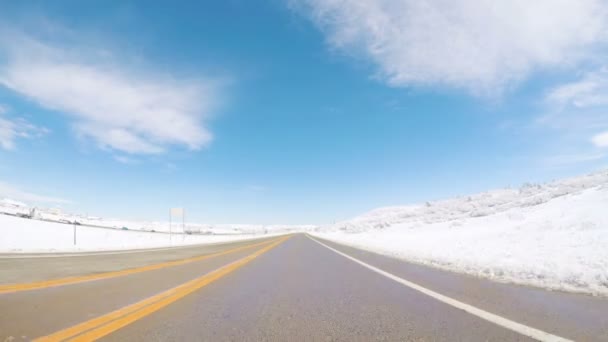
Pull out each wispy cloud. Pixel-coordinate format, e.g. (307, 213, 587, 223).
(113, 155, 139, 164)
(0, 104, 49, 150)
(543, 152, 606, 166)
(0, 181, 71, 204)
(547, 67, 608, 108)
(0, 28, 223, 155)
(592, 131, 608, 147)
(293, 0, 608, 95)
(543, 67, 608, 152)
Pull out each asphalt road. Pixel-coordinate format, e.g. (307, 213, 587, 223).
(1, 234, 606, 341)
(0, 235, 279, 284)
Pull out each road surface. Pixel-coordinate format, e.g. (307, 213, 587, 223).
(1, 234, 607, 341)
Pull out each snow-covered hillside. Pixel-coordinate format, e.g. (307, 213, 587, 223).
(313, 171, 608, 296)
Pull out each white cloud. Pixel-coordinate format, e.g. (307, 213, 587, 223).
(113, 155, 139, 164)
(0, 31, 221, 155)
(0, 105, 49, 150)
(592, 131, 608, 147)
(544, 152, 605, 166)
(543, 68, 608, 151)
(0, 181, 71, 204)
(546, 67, 608, 108)
(294, 0, 608, 94)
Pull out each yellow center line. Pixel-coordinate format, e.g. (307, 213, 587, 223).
(34, 236, 290, 342)
(0, 237, 283, 294)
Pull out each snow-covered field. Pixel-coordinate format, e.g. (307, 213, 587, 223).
(0, 199, 311, 253)
(313, 171, 608, 296)
(0, 214, 284, 252)
(34, 213, 311, 236)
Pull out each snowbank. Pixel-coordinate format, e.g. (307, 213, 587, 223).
(313, 171, 608, 296)
(0, 214, 282, 253)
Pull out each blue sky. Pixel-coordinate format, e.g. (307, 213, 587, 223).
(1, 0, 608, 224)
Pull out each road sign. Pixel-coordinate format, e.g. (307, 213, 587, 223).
(170, 208, 184, 217)
(169, 208, 185, 245)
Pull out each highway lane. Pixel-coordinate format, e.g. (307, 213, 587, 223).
(1, 234, 607, 341)
(0, 235, 279, 284)
(314, 236, 608, 341)
(0, 236, 285, 339)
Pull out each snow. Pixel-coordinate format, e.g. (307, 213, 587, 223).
(0, 198, 27, 207)
(0, 214, 291, 253)
(0, 199, 312, 253)
(313, 171, 608, 296)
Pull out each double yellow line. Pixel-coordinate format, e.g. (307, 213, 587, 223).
(0, 237, 280, 294)
(35, 235, 289, 341)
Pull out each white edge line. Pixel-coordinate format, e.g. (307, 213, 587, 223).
(307, 235, 572, 342)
